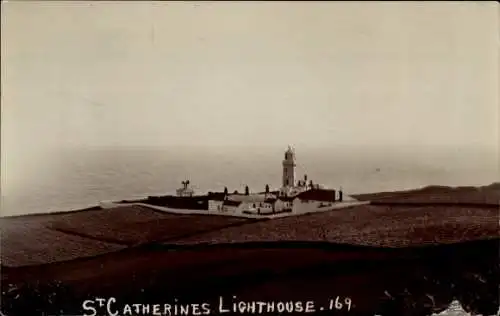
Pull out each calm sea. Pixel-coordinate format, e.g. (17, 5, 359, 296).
(1, 146, 497, 216)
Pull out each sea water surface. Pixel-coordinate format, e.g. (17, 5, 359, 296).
(1, 145, 497, 216)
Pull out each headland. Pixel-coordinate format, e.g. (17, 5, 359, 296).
(1, 181, 499, 316)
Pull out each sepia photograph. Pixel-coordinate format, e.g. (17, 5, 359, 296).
(1, 1, 499, 316)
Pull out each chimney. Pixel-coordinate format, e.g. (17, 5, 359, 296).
(304, 174, 308, 182)
(339, 189, 343, 202)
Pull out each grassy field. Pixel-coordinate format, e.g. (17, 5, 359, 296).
(166, 203, 499, 247)
(1, 204, 259, 267)
(0, 218, 125, 267)
(48, 206, 256, 246)
(352, 183, 500, 205)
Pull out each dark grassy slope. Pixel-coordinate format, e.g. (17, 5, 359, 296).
(0, 215, 126, 267)
(2, 240, 498, 316)
(167, 203, 499, 247)
(47, 209, 253, 247)
(1, 205, 259, 267)
(352, 182, 500, 205)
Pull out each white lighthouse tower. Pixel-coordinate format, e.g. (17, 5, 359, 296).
(282, 146, 296, 188)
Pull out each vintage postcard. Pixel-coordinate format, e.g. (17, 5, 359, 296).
(1, 1, 499, 316)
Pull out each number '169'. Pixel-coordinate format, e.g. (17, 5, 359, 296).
(329, 296, 352, 311)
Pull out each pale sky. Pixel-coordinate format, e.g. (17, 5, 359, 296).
(2, 1, 498, 153)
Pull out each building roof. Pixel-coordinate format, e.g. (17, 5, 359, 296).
(278, 196, 295, 202)
(223, 200, 242, 207)
(228, 194, 272, 203)
(208, 192, 227, 201)
(296, 189, 336, 202)
(264, 198, 277, 204)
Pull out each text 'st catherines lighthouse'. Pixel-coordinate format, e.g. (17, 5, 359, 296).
(282, 146, 296, 188)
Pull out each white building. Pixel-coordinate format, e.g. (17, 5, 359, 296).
(208, 194, 225, 211)
(228, 194, 275, 214)
(291, 189, 337, 213)
(206, 146, 349, 215)
(274, 196, 294, 212)
(221, 199, 242, 212)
